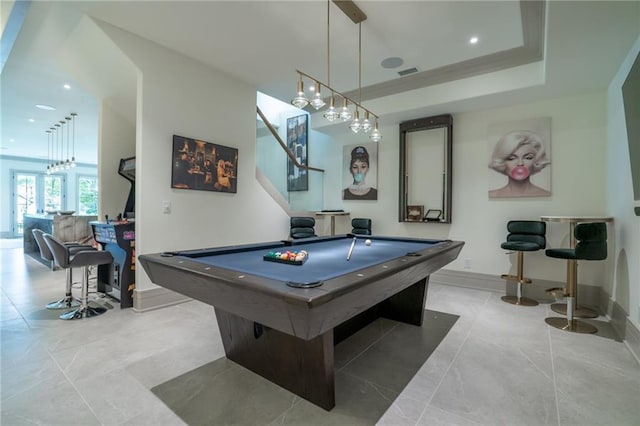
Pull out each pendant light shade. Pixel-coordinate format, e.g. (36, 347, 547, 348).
(309, 82, 326, 110)
(45, 130, 52, 175)
(339, 97, 352, 121)
(369, 120, 382, 142)
(361, 111, 371, 133)
(323, 95, 339, 121)
(291, 77, 309, 109)
(350, 109, 361, 133)
(70, 113, 77, 167)
(64, 117, 71, 169)
(55, 123, 61, 171)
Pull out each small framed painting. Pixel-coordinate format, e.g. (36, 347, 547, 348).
(171, 135, 238, 193)
(406, 205, 424, 222)
(286, 114, 308, 191)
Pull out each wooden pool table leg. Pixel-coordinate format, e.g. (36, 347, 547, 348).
(214, 308, 335, 410)
(380, 277, 428, 326)
(332, 277, 429, 345)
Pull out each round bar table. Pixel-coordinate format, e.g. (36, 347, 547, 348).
(541, 215, 613, 331)
(541, 215, 614, 248)
(315, 211, 350, 236)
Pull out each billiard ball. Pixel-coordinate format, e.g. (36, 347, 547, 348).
(365, 239, 372, 246)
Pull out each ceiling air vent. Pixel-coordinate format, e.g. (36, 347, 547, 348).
(398, 67, 418, 76)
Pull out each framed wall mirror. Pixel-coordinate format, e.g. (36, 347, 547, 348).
(399, 114, 453, 223)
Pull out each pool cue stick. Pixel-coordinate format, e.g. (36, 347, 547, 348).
(346, 236, 357, 261)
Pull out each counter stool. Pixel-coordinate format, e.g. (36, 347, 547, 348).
(32, 229, 94, 310)
(43, 233, 113, 320)
(544, 222, 607, 333)
(500, 220, 546, 306)
(289, 217, 316, 239)
(351, 218, 372, 235)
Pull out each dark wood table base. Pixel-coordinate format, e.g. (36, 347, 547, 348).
(215, 278, 428, 410)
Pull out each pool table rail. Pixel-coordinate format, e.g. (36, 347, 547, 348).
(139, 238, 464, 341)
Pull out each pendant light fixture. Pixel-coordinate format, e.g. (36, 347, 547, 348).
(290, 0, 381, 141)
(59, 120, 66, 170)
(361, 111, 371, 133)
(64, 116, 71, 169)
(323, 95, 339, 121)
(350, 108, 361, 133)
(42, 112, 79, 174)
(321, 2, 339, 122)
(369, 120, 382, 142)
(45, 130, 52, 175)
(309, 82, 326, 110)
(291, 75, 309, 109)
(49, 126, 56, 172)
(350, 23, 363, 134)
(70, 113, 77, 167)
(339, 98, 352, 121)
(55, 123, 61, 171)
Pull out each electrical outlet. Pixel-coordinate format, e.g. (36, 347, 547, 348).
(463, 258, 471, 269)
(162, 200, 171, 214)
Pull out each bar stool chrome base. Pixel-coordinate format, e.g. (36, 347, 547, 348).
(544, 317, 597, 334)
(501, 295, 539, 306)
(60, 304, 106, 320)
(550, 303, 598, 318)
(58, 264, 108, 320)
(46, 296, 81, 310)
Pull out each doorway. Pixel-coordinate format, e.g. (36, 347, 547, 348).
(12, 171, 66, 236)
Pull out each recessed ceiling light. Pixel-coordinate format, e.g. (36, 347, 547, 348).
(28, 118, 35, 123)
(63, 83, 71, 90)
(9, 138, 15, 142)
(35, 104, 56, 111)
(381, 57, 404, 69)
(469, 36, 479, 44)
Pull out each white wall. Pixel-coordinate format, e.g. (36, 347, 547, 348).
(98, 100, 136, 220)
(607, 36, 640, 329)
(94, 21, 290, 293)
(314, 92, 609, 286)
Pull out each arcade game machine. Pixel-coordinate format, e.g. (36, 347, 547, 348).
(91, 156, 136, 308)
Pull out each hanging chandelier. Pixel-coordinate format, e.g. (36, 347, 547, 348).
(291, 0, 382, 142)
(44, 112, 78, 174)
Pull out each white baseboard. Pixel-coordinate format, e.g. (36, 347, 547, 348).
(133, 286, 191, 313)
(607, 296, 640, 365)
(623, 318, 640, 365)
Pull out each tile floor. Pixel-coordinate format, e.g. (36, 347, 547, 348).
(1, 239, 639, 425)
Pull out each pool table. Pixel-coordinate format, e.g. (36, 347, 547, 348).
(139, 235, 464, 410)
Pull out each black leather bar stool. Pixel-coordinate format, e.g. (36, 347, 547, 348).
(351, 218, 372, 235)
(544, 222, 607, 333)
(499, 220, 546, 306)
(289, 217, 316, 239)
(32, 229, 94, 310)
(43, 233, 114, 320)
